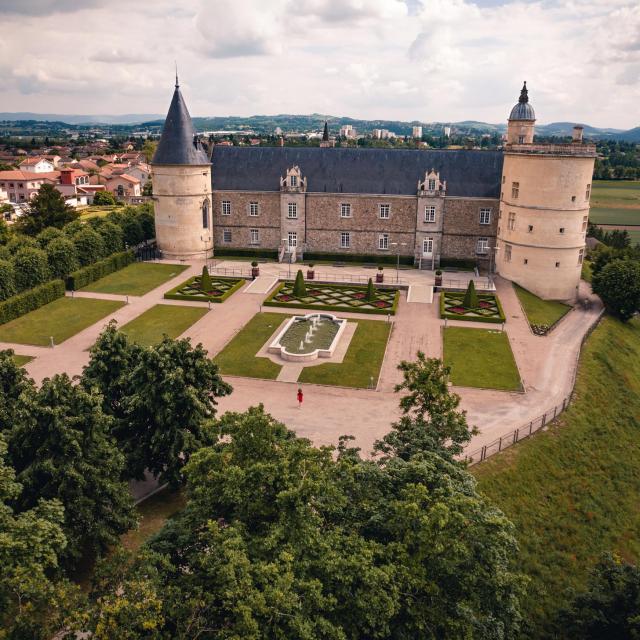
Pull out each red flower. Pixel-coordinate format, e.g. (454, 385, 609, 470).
(448, 306, 466, 314)
(308, 290, 321, 296)
(479, 301, 492, 309)
(277, 294, 293, 302)
(208, 290, 223, 296)
(353, 292, 366, 299)
(374, 300, 391, 308)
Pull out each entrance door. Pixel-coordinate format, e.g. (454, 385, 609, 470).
(287, 231, 297, 251)
(422, 237, 433, 257)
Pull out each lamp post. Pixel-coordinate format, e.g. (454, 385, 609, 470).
(390, 241, 408, 283)
(282, 238, 291, 278)
(489, 244, 499, 286)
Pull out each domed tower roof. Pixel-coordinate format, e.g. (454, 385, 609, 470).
(509, 81, 535, 121)
(152, 76, 209, 165)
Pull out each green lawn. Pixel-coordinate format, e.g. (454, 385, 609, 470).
(581, 259, 593, 283)
(443, 326, 521, 391)
(0, 297, 125, 346)
(78, 205, 121, 219)
(298, 319, 391, 388)
(514, 283, 571, 328)
(473, 317, 640, 636)
(12, 354, 34, 367)
(81, 262, 189, 296)
(120, 304, 208, 347)
(213, 312, 286, 379)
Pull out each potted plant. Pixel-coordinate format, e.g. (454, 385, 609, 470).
(307, 263, 315, 280)
(251, 260, 260, 278)
(376, 265, 384, 283)
(435, 269, 442, 288)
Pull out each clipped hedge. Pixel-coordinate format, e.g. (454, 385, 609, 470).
(439, 258, 478, 270)
(303, 251, 414, 266)
(0, 279, 65, 325)
(214, 248, 278, 260)
(65, 250, 135, 291)
(439, 290, 506, 324)
(263, 281, 400, 316)
(164, 276, 247, 304)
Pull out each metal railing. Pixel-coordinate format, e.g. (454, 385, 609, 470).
(440, 277, 495, 291)
(278, 270, 409, 286)
(208, 266, 252, 278)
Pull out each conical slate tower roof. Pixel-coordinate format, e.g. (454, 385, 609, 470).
(322, 121, 329, 141)
(152, 80, 209, 165)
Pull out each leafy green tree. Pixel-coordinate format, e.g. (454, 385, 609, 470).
(135, 206, 155, 240)
(592, 259, 640, 321)
(36, 225, 65, 248)
(12, 246, 51, 291)
(0, 216, 11, 245)
(292, 269, 306, 297)
(62, 219, 84, 237)
(0, 349, 32, 432)
(16, 183, 79, 235)
(365, 277, 376, 301)
(7, 374, 136, 566)
(92, 190, 117, 206)
(142, 181, 153, 197)
(200, 265, 212, 292)
(556, 553, 640, 638)
(463, 279, 479, 308)
(121, 216, 144, 247)
(97, 220, 125, 255)
(0, 259, 16, 301)
(73, 227, 107, 266)
(374, 351, 477, 459)
(46, 236, 80, 278)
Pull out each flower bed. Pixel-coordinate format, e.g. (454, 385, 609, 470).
(264, 281, 400, 315)
(440, 290, 505, 324)
(164, 275, 246, 303)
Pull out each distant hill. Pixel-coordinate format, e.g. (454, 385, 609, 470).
(0, 112, 163, 125)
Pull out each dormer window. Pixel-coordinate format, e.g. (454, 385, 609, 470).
(290, 175, 298, 187)
(428, 179, 436, 190)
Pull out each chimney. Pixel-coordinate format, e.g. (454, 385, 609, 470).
(59, 168, 73, 185)
(572, 126, 584, 143)
(279, 136, 284, 147)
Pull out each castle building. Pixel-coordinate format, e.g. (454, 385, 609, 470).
(151, 82, 596, 301)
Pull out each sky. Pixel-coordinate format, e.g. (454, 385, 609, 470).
(0, 0, 638, 128)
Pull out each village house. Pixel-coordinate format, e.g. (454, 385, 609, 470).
(18, 157, 55, 173)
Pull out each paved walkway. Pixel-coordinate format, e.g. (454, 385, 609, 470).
(2, 257, 602, 460)
(407, 284, 433, 303)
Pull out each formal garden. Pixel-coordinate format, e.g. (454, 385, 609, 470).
(164, 267, 246, 303)
(264, 270, 399, 315)
(440, 281, 506, 324)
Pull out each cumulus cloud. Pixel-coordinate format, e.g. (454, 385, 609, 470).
(90, 49, 154, 65)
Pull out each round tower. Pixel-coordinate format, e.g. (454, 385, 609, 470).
(495, 83, 596, 301)
(151, 77, 212, 260)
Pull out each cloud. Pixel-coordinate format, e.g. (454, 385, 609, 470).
(0, 0, 103, 14)
(90, 49, 154, 65)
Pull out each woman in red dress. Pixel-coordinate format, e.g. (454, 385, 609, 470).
(297, 387, 303, 409)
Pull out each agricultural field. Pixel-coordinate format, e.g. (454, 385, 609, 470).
(589, 180, 640, 235)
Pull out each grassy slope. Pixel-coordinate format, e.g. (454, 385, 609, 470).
(12, 354, 34, 367)
(473, 317, 640, 635)
(0, 297, 124, 346)
(298, 319, 391, 388)
(443, 326, 521, 391)
(213, 312, 285, 379)
(514, 284, 571, 327)
(120, 304, 208, 347)
(81, 263, 189, 296)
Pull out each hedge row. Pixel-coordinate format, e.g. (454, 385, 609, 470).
(439, 258, 479, 270)
(263, 281, 400, 316)
(214, 248, 278, 259)
(303, 251, 414, 266)
(164, 276, 247, 304)
(65, 250, 135, 291)
(0, 279, 65, 326)
(439, 290, 506, 324)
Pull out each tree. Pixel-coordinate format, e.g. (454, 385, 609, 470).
(16, 183, 79, 235)
(374, 351, 477, 459)
(142, 139, 158, 163)
(0, 216, 11, 245)
(97, 220, 124, 255)
(92, 190, 116, 206)
(0, 259, 16, 301)
(0, 349, 31, 432)
(557, 554, 640, 638)
(592, 259, 640, 321)
(142, 181, 153, 197)
(73, 227, 107, 266)
(292, 269, 306, 297)
(365, 277, 376, 301)
(36, 225, 64, 248)
(463, 279, 479, 308)
(136, 207, 155, 240)
(46, 236, 80, 278)
(200, 265, 212, 292)
(7, 374, 136, 566)
(121, 216, 144, 247)
(12, 246, 51, 291)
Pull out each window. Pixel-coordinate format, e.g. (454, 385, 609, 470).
(423, 237, 433, 255)
(249, 202, 259, 216)
(508, 212, 516, 230)
(528, 224, 534, 233)
(524, 258, 528, 265)
(340, 232, 350, 248)
(502, 175, 506, 184)
(555, 261, 560, 268)
(340, 203, 352, 218)
(287, 202, 298, 218)
(476, 237, 489, 254)
(378, 234, 389, 250)
(290, 175, 298, 187)
(578, 249, 584, 264)
(202, 200, 209, 229)
(582, 215, 588, 232)
(479, 208, 492, 225)
(287, 231, 297, 248)
(505, 244, 512, 262)
(511, 182, 519, 199)
(250, 228, 259, 245)
(223, 229, 232, 243)
(427, 178, 436, 190)
(559, 227, 565, 234)
(424, 206, 436, 222)
(585, 184, 591, 200)
(379, 204, 390, 219)
(222, 200, 231, 215)
(518, 135, 525, 144)
(571, 195, 576, 202)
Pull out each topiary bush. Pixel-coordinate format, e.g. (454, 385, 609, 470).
(366, 277, 376, 302)
(462, 280, 479, 309)
(12, 247, 51, 292)
(46, 236, 80, 279)
(0, 259, 16, 302)
(200, 266, 212, 292)
(292, 269, 307, 297)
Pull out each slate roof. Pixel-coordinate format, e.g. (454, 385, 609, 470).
(211, 147, 503, 198)
(152, 85, 209, 166)
(509, 81, 535, 121)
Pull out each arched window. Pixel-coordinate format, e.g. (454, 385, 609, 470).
(202, 199, 209, 229)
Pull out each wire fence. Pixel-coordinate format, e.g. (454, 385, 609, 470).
(440, 277, 495, 291)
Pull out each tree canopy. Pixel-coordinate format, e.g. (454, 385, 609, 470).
(16, 183, 79, 235)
